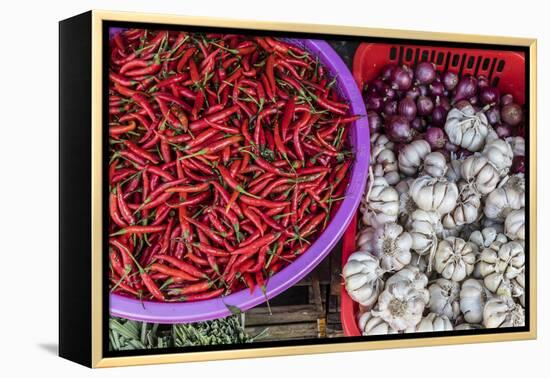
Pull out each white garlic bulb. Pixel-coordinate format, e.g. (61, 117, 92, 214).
(409, 175, 459, 214)
(361, 177, 399, 226)
(356, 227, 375, 252)
(481, 217, 505, 234)
(358, 312, 397, 335)
(505, 136, 525, 157)
(408, 252, 429, 273)
(423, 152, 448, 178)
(484, 181, 524, 221)
(445, 105, 490, 152)
(442, 181, 481, 228)
(371, 133, 395, 160)
(504, 208, 525, 241)
(370, 223, 413, 272)
(461, 154, 500, 195)
(373, 148, 400, 185)
(483, 297, 525, 328)
(483, 138, 513, 176)
(343, 251, 384, 308)
(408, 313, 453, 333)
(408, 209, 442, 256)
(372, 280, 428, 331)
(434, 237, 477, 282)
(460, 279, 490, 323)
(398, 140, 431, 176)
(428, 278, 461, 320)
(469, 227, 507, 250)
(385, 266, 429, 303)
(446, 159, 463, 183)
(478, 241, 525, 293)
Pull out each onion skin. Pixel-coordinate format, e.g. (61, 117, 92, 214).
(411, 117, 426, 132)
(384, 100, 398, 116)
(380, 64, 396, 81)
(429, 81, 446, 97)
(366, 96, 384, 111)
(454, 76, 478, 102)
(417, 96, 434, 116)
(512, 156, 525, 174)
(406, 86, 421, 100)
(495, 123, 513, 138)
(425, 127, 446, 149)
(442, 71, 459, 91)
(480, 87, 500, 105)
(455, 99, 472, 110)
(391, 66, 413, 90)
(477, 75, 490, 88)
(501, 94, 514, 106)
(501, 103, 523, 126)
(415, 62, 436, 85)
(367, 111, 383, 133)
(431, 105, 448, 127)
(437, 96, 452, 111)
(486, 106, 501, 125)
(398, 97, 417, 121)
(386, 116, 413, 143)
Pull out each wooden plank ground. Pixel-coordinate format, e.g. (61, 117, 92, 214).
(244, 241, 344, 341)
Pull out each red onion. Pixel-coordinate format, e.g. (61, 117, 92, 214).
(366, 96, 384, 111)
(501, 103, 523, 126)
(398, 97, 417, 121)
(417, 96, 434, 116)
(424, 127, 446, 149)
(429, 81, 446, 97)
(454, 76, 477, 102)
(386, 116, 413, 142)
(411, 117, 426, 132)
(469, 96, 480, 106)
(406, 86, 421, 100)
(444, 141, 459, 153)
(367, 111, 383, 133)
(384, 87, 398, 100)
(495, 123, 513, 138)
(456, 148, 473, 159)
(485, 106, 501, 125)
(380, 64, 396, 82)
(371, 79, 387, 94)
(384, 100, 398, 115)
(391, 66, 413, 90)
(501, 94, 514, 106)
(480, 86, 500, 105)
(442, 71, 458, 91)
(455, 99, 472, 110)
(417, 85, 429, 97)
(477, 75, 490, 88)
(431, 105, 448, 127)
(437, 96, 452, 111)
(415, 62, 436, 84)
(512, 156, 525, 174)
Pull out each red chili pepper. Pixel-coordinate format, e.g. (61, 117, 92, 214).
(111, 225, 166, 236)
(109, 191, 127, 228)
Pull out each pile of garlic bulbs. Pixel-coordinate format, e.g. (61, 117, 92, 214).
(345, 116, 526, 335)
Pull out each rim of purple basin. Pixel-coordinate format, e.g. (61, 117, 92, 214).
(109, 30, 370, 323)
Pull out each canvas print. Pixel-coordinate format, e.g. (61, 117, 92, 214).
(105, 24, 528, 354)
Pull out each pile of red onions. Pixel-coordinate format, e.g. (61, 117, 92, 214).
(365, 62, 525, 173)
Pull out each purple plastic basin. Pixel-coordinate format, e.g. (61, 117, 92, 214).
(109, 29, 370, 323)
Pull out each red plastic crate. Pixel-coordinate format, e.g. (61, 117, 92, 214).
(341, 42, 526, 337)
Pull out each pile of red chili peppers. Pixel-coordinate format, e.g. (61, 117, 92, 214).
(108, 28, 356, 302)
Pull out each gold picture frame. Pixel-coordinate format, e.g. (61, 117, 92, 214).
(60, 9, 537, 368)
